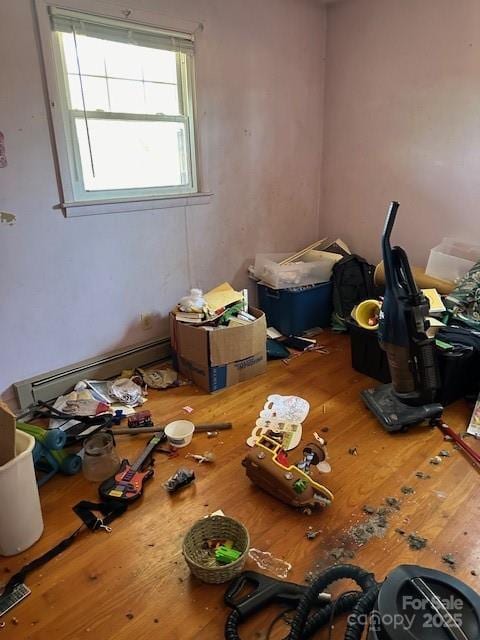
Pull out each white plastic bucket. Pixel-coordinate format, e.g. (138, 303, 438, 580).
(164, 420, 195, 448)
(0, 430, 44, 556)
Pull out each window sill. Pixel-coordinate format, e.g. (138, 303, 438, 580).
(58, 192, 213, 217)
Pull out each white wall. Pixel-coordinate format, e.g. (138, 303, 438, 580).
(321, 0, 480, 266)
(0, 0, 326, 401)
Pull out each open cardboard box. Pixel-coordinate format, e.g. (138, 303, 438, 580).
(0, 400, 16, 466)
(170, 307, 267, 392)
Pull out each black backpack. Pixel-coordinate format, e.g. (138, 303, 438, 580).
(331, 254, 376, 331)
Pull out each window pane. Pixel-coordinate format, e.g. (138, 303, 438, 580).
(67, 74, 109, 111)
(140, 48, 177, 83)
(104, 40, 143, 80)
(75, 118, 188, 190)
(108, 79, 144, 113)
(61, 32, 106, 76)
(60, 33, 181, 116)
(144, 82, 179, 115)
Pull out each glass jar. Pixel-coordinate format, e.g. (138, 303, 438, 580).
(82, 432, 120, 482)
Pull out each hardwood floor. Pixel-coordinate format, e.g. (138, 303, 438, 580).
(1, 331, 479, 639)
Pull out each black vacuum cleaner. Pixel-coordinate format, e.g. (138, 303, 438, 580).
(361, 201, 444, 431)
(224, 564, 480, 639)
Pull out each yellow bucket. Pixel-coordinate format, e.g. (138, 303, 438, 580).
(352, 299, 381, 330)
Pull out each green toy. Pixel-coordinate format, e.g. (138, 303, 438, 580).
(215, 545, 242, 565)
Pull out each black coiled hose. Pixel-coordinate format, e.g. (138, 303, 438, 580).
(225, 564, 380, 640)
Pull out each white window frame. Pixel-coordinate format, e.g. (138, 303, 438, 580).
(35, 0, 210, 216)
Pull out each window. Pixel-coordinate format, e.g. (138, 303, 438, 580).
(44, 6, 198, 208)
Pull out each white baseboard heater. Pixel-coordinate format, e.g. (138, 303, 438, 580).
(14, 336, 171, 410)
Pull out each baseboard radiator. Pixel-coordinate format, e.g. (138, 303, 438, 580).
(14, 336, 171, 410)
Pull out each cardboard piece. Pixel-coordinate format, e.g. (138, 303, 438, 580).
(0, 401, 16, 466)
(170, 307, 267, 392)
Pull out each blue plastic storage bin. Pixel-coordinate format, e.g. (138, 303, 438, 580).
(257, 281, 332, 336)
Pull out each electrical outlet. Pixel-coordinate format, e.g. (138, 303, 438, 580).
(140, 313, 153, 330)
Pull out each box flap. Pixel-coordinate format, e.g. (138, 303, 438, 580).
(209, 308, 266, 366)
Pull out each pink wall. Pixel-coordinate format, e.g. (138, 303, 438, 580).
(0, 0, 326, 401)
(321, 0, 480, 266)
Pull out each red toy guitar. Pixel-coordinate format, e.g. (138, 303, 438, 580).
(99, 433, 164, 503)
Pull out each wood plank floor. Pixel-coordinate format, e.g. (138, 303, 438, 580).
(1, 331, 479, 639)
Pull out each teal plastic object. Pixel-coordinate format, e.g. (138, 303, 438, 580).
(16, 422, 81, 486)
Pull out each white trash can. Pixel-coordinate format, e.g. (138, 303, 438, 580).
(0, 430, 44, 556)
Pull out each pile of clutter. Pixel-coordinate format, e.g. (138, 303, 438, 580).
(173, 282, 255, 327)
(49, 365, 180, 435)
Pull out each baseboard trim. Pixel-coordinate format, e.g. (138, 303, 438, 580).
(14, 336, 171, 410)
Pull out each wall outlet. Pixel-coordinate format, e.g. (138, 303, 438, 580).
(140, 313, 153, 330)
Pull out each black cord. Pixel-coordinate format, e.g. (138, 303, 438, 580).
(327, 591, 360, 640)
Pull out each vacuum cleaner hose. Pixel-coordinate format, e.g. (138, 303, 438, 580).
(225, 564, 380, 640)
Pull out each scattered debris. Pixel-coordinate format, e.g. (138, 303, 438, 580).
(385, 497, 401, 510)
(182, 406, 194, 414)
(430, 456, 442, 465)
(395, 528, 406, 536)
(304, 571, 315, 584)
(137, 366, 178, 389)
(442, 554, 456, 567)
(109, 378, 145, 406)
(351, 516, 383, 543)
(439, 450, 451, 457)
(248, 549, 292, 579)
(164, 468, 195, 493)
(401, 486, 415, 495)
(331, 547, 355, 561)
(207, 431, 218, 438)
(415, 471, 431, 479)
(186, 451, 216, 464)
(306, 527, 321, 540)
(126, 612, 134, 620)
(154, 619, 159, 624)
(348, 447, 358, 456)
(128, 410, 153, 429)
(11, 618, 18, 626)
(407, 534, 428, 550)
(363, 505, 376, 515)
(471, 570, 477, 577)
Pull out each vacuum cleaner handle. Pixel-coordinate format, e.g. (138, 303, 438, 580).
(382, 201, 400, 290)
(224, 571, 320, 620)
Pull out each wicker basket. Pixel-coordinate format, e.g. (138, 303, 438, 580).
(182, 515, 250, 584)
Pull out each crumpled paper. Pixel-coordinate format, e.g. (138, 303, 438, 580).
(108, 378, 145, 406)
(138, 366, 178, 390)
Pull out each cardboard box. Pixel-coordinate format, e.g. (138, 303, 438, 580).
(0, 401, 16, 466)
(170, 307, 267, 392)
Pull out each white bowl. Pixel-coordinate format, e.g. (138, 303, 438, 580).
(164, 420, 195, 447)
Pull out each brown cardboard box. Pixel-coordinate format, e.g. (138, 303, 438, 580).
(170, 307, 267, 392)
(0, 401, 16, 466)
